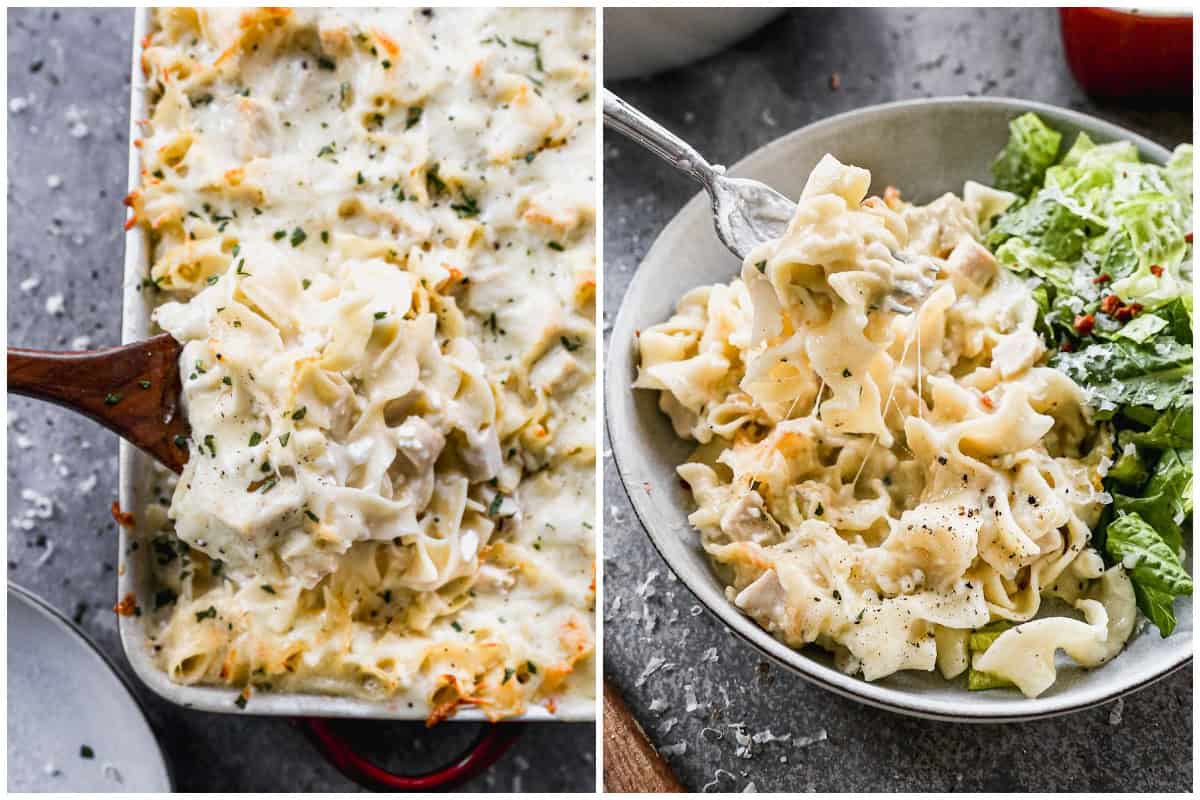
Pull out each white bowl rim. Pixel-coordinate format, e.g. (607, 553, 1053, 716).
(605, 94, 1192, 723)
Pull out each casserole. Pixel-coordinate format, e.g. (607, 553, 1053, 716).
(117, 5, 596, 733)
(606, 97, 1192, 722)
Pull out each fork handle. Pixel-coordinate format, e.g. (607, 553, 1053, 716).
(603, 89, 719, 187)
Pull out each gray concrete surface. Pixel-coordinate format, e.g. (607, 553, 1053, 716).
(7, 8, 594, 792)
(604, 8, 1192, 793)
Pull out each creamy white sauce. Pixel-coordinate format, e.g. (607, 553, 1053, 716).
(133, 7, 595, 720)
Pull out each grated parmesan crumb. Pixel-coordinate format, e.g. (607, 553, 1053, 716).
(794, 729, 828, 748)
(45, 293, 65, 315)
(634, 656, 667, 688)
(659, 741, 687, 756)
(702, 768, 737, 793)
(65, 104, 89, 138)
(684, 684, 699, 713)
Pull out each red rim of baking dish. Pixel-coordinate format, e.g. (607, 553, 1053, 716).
(300, 718, 521, 791)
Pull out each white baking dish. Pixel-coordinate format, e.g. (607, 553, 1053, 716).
(116, 7, 593, 725)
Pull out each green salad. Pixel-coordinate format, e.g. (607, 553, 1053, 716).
(986, 113, 1193, 636)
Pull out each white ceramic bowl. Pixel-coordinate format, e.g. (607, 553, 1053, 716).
(604, 8, 783, 81)
(606, 97, 1192, 722)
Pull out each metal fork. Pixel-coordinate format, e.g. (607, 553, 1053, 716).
(603, 89, 934, 313)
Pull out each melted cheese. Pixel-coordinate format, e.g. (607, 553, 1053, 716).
(131, 7, 595, 721)
(637, 155, 1134, 696)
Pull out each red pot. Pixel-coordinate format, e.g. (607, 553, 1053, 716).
(1060, 8, 1193, 98)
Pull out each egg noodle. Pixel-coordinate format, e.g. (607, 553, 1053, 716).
(126, 7, 595, 721)
(636, 155, 1136, 697)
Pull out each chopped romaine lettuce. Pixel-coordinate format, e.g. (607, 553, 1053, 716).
(966, 621, 1015, 691)
(1050, 338, 1192, 417)
(987, 114, 1192, 640)
(1113, 448, 1192, 554)
(1105, 512, 1193, 636)
(991, 112, 1062, 196)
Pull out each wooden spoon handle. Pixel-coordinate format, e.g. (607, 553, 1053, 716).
(603, 679, 684, 793)
(8, 333, 189, 473)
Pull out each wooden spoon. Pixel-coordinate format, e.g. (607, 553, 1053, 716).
(8, 333, 189, 473)
(603, 679, 684, 793)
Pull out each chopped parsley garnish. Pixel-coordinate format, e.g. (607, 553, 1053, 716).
(426, 163, 447, 195)
(261, 584, 276, 595)
(80, 745, 94, 759)
(512, 37, 543, 71)
(406, 106, 423, 130)
(279, 432, 291, 446)
(222, 376, 233, 386)
(206, 275, 219, 285)
(560, 336, 582, 352)
(526, 660, 538, 674)
(451, 621, 462, 632)
(139, 380, 151, 389)
(381, 59, 392, 69)
(234, 694, 248, 709)
(174, 435, 188, 448)
(195, 606, 217, 622)
(488, 494, 504, 516)
(321, 230, 329, 243)
(548, 241, 564, 251)
(290, 227, 307, 247)
(452, 193, 480, 218)
(248, 432, 262, 447)
(154, 588, 177, 609)
(756, 260, 767, 273)
(304, 509, 319, 523)
(273, 230, 286, 240)
(104, 392, 122, 406)
(203, 434, 217, 457)
(502, 667, 515, 684)
(316, 56, 336, 71)
(374, 311, 388, 320)
(302, 278, 312, 290)
(291, 406, 307, 421)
